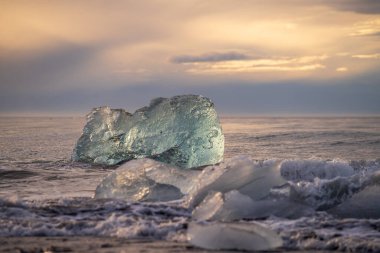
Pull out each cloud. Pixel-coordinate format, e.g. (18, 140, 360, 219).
(1, 0, 379, 116)
(352, 54, 380, 59)
(170, 52, 250, 63)
(2, 72, 380, 115)
(349, 19, 380, 37)
(0, 42, 98, 93)
(173, 54, 328, 74)
(187, 63, 325, 74)
(336, 67, 348, 72)
(323, 0, 380, 14)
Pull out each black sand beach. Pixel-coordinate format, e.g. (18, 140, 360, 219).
(0, 237, 335, 253)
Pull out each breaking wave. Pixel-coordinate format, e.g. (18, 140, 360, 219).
(0, 197, 190, 239)
(1, 156, 379, 252)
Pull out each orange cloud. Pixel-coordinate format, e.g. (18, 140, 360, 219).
(0, 0, 379, 86)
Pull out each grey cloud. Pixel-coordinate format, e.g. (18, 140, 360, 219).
(352, 31, 380, 37)
(171, 52, 250, 64)
(1, 71, 379, 116)
(0, 42, 98, 93)
(323, 0, 380, 14)
(369, 31, 380, 37)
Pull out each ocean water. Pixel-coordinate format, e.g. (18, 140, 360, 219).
(0, 116, 379, 251)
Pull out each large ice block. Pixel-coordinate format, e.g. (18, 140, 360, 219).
(72, 95, 224, 168)
(94, 158, 200, 202)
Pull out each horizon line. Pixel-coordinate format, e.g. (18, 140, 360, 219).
(1, 111, 380, 118)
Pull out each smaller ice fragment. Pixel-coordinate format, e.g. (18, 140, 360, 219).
(191, 191, 225, 221)
(192, 190, 314, 221)
(328, 184, 380, 218)
(188, 222, 283, 251)
(186, 156, 286, 208)
(94, 158, 200, 202)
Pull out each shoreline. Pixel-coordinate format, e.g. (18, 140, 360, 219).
(1, 237, 194, 253)
(0, 236, 335, 253)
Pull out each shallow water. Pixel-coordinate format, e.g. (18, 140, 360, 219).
(0, 116, 379, 252)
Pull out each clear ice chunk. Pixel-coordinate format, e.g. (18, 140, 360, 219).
(328, 184, 380, 218)
(72, 95, 224, 169)
(188, 222, 283, 251)
(186, 156, 286, 208)
(94, 158, 200, 202)
(191, 191, 225, 221)
(192, 190, 314, 221)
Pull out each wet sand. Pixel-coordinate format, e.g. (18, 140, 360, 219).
(0, 237, 223, 253)
(0, 237, 333, 253)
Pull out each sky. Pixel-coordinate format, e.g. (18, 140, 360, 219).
(1, 0, 380, 116)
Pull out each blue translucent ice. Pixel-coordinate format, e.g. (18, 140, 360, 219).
(73, 95, 224, 169)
